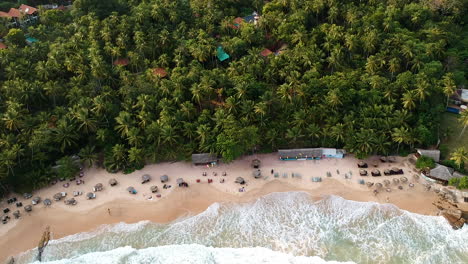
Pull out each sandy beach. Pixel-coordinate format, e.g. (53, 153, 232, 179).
(0, 153, 446, 260)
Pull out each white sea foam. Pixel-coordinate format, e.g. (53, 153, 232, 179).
(14, 192, 468, 264)
(29, 244, 353, 264)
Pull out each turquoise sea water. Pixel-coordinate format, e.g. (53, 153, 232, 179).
(14, 192, 468, 264)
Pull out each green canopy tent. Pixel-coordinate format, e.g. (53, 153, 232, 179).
(217, 46, 230, 62)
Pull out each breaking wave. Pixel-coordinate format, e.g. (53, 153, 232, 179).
(14, 192, 468, 264)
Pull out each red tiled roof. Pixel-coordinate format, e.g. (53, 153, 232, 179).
(0, 43, 7, 49)
(8, 8, 22, 18)
(19, 4, 38, 15)
(152, 68, 167, 78)
(0, 11, 11, 18)
(57, 5, 66, 11)
(233, 17, 244, 24)
(260, 48, 273, 57)
(113, 58, 129, 66)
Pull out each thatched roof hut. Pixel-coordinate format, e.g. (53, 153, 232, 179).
(359, 169, 368, 176)
(141, 174, 151, 184)
(109, 178, 118, 186)
(127, 187, 136, 194)
(371, 169, 381, 176)
(416, 149, 440, 162)
(358, 161, 368, 168)
(32, 197, 41, 205)
(94, 183, 103, 191)
(24, 205, 32, 212)
(53, 193, 62, 201)
(384, 179, 391, 186)
(366, 182, 374, 187)
(400, 177, 408, 183)
(375, 183, 383, 188)
(253, 169, 261, 178)
(160, 175, 169, 183)
(65, 198, 77, 205)
(150, 186, 158, 193)
(251, 159, 261, 168)
(43, 199, 52, 206)
(235, 177, 245, 184)
(278, 148, 322, 159)
(429, 164, 457, 184)
(192, 153, 218, 165)
(393, 178, 400, 184)
(86, 192, 96, 199)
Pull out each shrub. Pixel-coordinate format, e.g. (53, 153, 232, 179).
(448, 177, 460, 188)
(416, 156, 436, 170)
(458, 176, 468, 190)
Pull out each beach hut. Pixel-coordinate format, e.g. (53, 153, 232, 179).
(366, 182, 374, 187)
(32, 197, 41, 205)
(359, 169, 368, 176)
(13, 210, 20, 219)
(160, 175, 169, 183)
(65, 198, 77, 205)
(278, 148, 323, 160)
(127, 187, 136, 194)
(94, 183, 103, 191)
(393, 178, 400, 184)
(192, 153, 218, 166)
(109, 178, 118, 186)
(371, 169, 381, 177)
(24, 205, 32, 212)
(53, 193, 63, 201)
(253, 169, 261, 179)
(235, 177, 246, 185)
(150, 186, 158, 193)
(357, 161, 368, 168)
(141, 174, 151, 184)
(251, 159, 261, 168)
(400, 177, 408, 183)
(86, 192, 96, 199)
(391, 168, 403, 175)
(43, 199, 52, 206)
(23, 193, 32, 199)
(375, 183, 383, 188)
(416, 149, 440, 162)
(384, 180, 391, 186)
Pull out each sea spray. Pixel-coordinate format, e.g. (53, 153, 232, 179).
(14, 192, 468, 264)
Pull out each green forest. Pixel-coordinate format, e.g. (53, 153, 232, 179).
(0, 0, 467, 194)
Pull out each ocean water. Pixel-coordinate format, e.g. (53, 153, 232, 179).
(14, 192, 468, 264)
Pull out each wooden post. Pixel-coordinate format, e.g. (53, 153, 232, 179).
(37, 226, 50, 262)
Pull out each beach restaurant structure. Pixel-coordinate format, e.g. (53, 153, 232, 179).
(426, 164, 465, 185)
(192, 153, 218, 166)
(278, 148, 345, 160)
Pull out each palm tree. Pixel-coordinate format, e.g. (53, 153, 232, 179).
(458, 110, 468, 139)
(442, 73, 456, 107)
(392, 127, 410, 154)
(114, 111, 134, 137)
(401, 91, 416, 110)
(450, 147, 468, 170)
(53, 119, 79, 153)
(72, 108, 97, 134)
(79, 145, 98, 168)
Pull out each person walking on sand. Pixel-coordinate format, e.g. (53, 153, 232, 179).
(108, 208, 110, 215)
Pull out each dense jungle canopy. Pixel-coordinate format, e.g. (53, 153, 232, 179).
(0, 0, 467, 193)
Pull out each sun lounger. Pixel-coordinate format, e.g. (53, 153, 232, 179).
(312, 177, 322, 182)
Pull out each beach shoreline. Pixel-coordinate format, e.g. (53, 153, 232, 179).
(0, 153, 445, 260)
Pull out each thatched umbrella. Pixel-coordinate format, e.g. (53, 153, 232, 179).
(13, 210, 20, 219)
(32, 197, 41, 205)
(413, 174, 420, 180)
(359, 169, 368, 176)
(65, 198, 77, 205)
(384, 179, 391, 186)
(150, 186, 158, 193)
(384, 169, 391, 176)
(398, 186, 403, 190)
(127, 187, 136, 194)
(388, 156, 396, 163)
(400, 177, 408, 183)
(176, 178, 184, 185)
(380, 156, 387, 162)
(251, 159, 261, 168)
(366, 182, 374, 187)
(357, 161, 367, 168)
(109, 178, 118, 186)
(393, 178, 400, 184)
(23, 193, 32, 199)
(371, 169, 381, 176)
(160, 175, 169, 183)
(376, 183, 383, 188)
(24, 205, 32, 212)
(53, 193, 62, 201)
(94, 183, 103, 191)
(235, 177, 245, 184)
(386, 188, 391, 192)
(409, 183, 415, 188)
(86, 192, 96, 199)
(141, 174, 151, 184)
(252, 169, 261, 178)
(43, 199, 52, 206)
(391, 167, 403, 174)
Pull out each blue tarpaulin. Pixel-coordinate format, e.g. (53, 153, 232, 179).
(217, 46, 230, 61)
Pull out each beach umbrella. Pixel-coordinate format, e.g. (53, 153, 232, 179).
(150, 186, 158, 193)
(388, 156, 396, 163)
(53, 193, 62, 201)
(65, 198, 77, 205)
(160, 175, 169, 183)
(13, 210, 20, 219)
(109, 178, 118, 186)
(366, 182, 374, 187)
(393, 178, 400, 184)
(23, 193, 32, 199)
(375, 183, 383, 188)
(359, 169, 368, 176)
(32, 197, 41, 205)
(94, 183, 103, 191)
(400, 177, 408, 183)
(86, 192, 96, 199)
(127, 187, 136, 194)
(252, 169, 261, 178)
(380, 156, 387, 162)
(398, 186, 403, 190)
(384, 180, 391, 186)
(43, 199, 52, 206)
(358, 161, 367, 168)
(371, 169, 381, 176)
(235, 177, 245, 184)
(24, 205, 32, 212)
(251, 159, 261, 168)
(413, 174, 420, 180)
(141, 174, 151, 184)
(176, 178, 184, 184)
(384, 169, 391, 176)
(409, 183, 415, 188)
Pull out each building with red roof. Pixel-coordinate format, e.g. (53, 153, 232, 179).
(113, 58, 129, 66)
(19, 4, 38, 15)
(260, 48, 273, 57)
(0, 43, 7, 49)
(152, 68, 168, 78)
